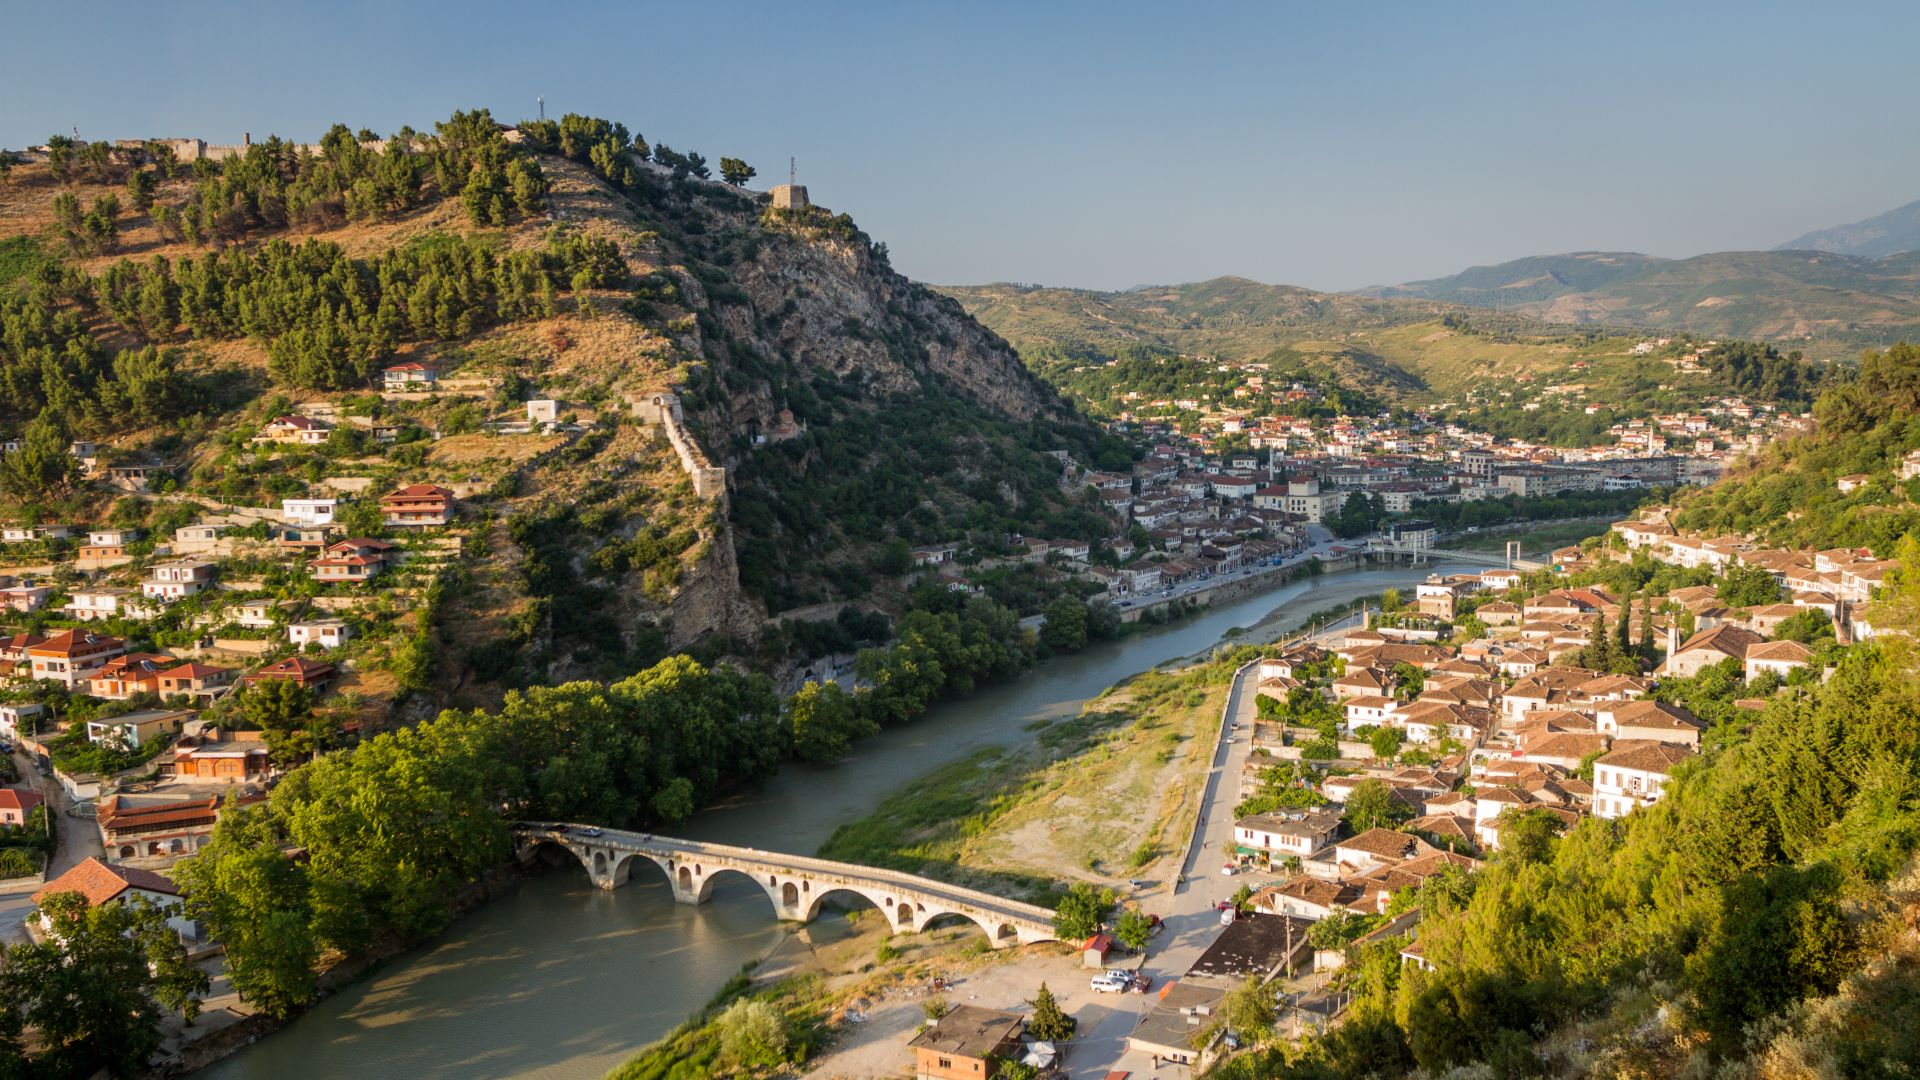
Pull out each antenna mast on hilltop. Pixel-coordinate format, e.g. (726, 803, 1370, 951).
(790, 156, 796, 186)
(537, 96, 545, 121)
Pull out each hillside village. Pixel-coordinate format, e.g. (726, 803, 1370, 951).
(0, 105, 1914, 1080)
(1090, 514, 1895, 1069)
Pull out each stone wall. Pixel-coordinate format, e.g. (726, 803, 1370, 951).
(630, 392, 727, 499)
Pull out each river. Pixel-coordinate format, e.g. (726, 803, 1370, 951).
(200, 561, 1463, 1080)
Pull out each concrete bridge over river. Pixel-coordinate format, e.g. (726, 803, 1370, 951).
(512, 823, 1059, 948)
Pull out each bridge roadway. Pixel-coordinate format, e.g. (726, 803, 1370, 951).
(1367, 539, 1546, 571)
(512, 822, 1059, 948)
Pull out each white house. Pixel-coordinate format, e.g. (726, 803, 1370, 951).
(172, 524, 226, 553)
(281, 499, 337, 527)
(1593, 742, 1693, 819)
(0, 702, 46, 740)
(65, 587, 132, 621)
(1233, 811, 1342, 860)
(34, 858, 197, 941)
(288, 619, 353, 649)
(1744, 639, 1814, 681)
(142, 559, 217, 601)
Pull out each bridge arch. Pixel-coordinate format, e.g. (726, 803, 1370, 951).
(917, 910, 1005, 942)
(804, 885, 911, 926)
(694, 865, 786, 911)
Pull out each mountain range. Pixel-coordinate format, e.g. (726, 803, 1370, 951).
(1359, 248, 1920, 353)
(1775, 198, 1920, 258)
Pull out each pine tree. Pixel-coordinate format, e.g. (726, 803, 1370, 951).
(1584, 615, 1613, 671)
(1027, 983, 1076, 1041)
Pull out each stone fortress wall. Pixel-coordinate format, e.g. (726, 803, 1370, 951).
(630, 391, 727, 499)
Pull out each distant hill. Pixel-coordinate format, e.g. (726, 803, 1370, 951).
(1362, 249, 1920, 358)
(1359, 251, 1669, 307)
(940, 277, 1656, 404)
(1776, 198, 1920, 258)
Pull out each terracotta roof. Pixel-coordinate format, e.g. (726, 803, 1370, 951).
(1672, 624, 1764, 658)
(34, 857, 178, 906)
(27, 629, 123, 658)
(1747, 640, 1814, 662)
(385, 483, 452, 499)
(161, 662, 233, 679)
(1408, 812, 1474, 840)
(98, 795, 222, 833)
(1597, 740, 1694, 775)
(1269, 877, 1360, 907)
(0, 789, 44, 814)
(247, 656, 337, 683)
(1338, 827, 1424, 861)
(1608, 700, 1703, 732)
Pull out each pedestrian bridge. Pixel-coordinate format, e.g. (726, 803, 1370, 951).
(511, 822, 1059, 948)
(1367, 538, 1547, 571)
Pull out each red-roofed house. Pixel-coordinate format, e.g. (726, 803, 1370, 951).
(33, 857, 195, 938)
(383, 361, 439, 389)
(157, 662, 239, 700)
(243, 656, 337, 690)
(0, 787, 44, 827)
(27, 630, 126, 687)
(381, 484, 454, 527)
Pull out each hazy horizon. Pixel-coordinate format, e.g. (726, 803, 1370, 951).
(5, 0, 1916, 292)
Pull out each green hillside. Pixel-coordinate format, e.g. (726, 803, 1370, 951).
(1361, 251, 1669, 307)
(1369, 249, 1920, 359)
(942, 278, 1658, 405)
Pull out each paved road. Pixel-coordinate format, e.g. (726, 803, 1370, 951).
(12, 745, 104, 878)
(1064, 662, 1265, 1079)
(1065, 616, 1361, 1079)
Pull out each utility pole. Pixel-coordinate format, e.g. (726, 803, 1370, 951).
(537, 96, 545, 122)
(789, 156, 796, 187)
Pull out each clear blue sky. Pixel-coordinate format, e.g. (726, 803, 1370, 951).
(6, 1, 1916, 291)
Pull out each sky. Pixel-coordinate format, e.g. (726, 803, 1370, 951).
(5, 1, 1917, 292)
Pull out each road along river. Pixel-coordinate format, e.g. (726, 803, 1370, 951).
(200, 560, 1468, 1080)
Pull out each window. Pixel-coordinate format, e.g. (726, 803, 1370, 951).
(937, 1059, 952, 1070)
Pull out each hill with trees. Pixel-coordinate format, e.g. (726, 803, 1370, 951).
(1362, 247, 1920, 359)
(942, 278, 1844, 426)
(0, 108, 1107, 709)
(941, 277, 1659, 404)
(1360, 251, 1670, 307)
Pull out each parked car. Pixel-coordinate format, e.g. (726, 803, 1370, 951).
(1090, 970, 1131, 993)
(1128, 973, 1154, 993)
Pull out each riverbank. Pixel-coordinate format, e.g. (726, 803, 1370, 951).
(195, 559, 1465, 1080)
(816, 655, 1239, 903)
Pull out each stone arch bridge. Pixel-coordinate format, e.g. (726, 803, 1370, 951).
(513, 823, 1058, 948)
